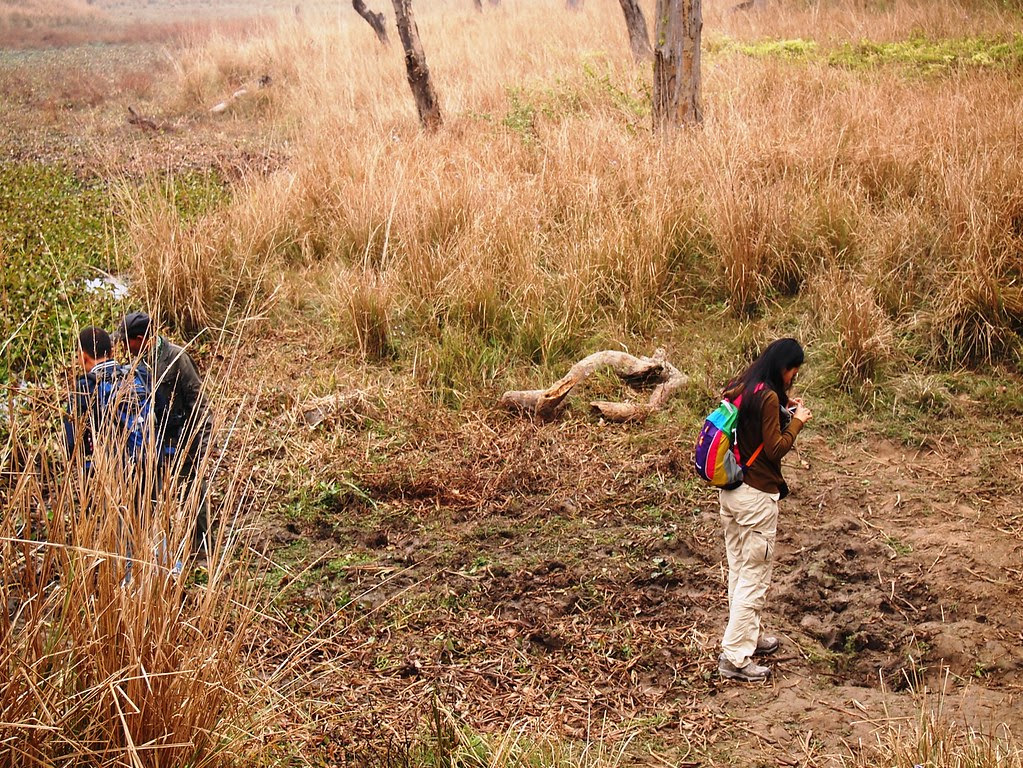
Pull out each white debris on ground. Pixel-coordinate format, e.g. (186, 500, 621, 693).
(83, 274, 130, 300)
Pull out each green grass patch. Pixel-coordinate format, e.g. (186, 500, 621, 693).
(708, 33, 1023, 73)
(153, 168, 230, 221)
(1, 164, 120, 381)
(830, 35, 1023, 72)
(708, 36, 819, 60)
(501, 59, 649, 143)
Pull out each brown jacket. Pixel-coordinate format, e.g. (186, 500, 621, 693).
(735, 388, 803, 495)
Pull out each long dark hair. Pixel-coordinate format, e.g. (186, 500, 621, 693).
(725, 338, 805, 424)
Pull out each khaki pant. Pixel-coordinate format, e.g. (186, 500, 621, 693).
(719, 483, 780, 668)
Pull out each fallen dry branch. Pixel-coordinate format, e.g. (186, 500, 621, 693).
(210, 74, 272, 114)
(500, 349, 688, 423)
(299, 392, 380, 427)
(126, 105, 163, 132)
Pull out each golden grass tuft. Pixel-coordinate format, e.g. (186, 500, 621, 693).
(120, 180, 286, 334)
(333, 265, 398, 361)
(809, 268, 893, 391)
(848, 684, 1023, 768)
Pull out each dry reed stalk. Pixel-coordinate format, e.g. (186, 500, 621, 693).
(0, 337, 279, 766)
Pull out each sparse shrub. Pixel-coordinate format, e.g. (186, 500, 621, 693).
(333, 266, 398, 361)
(809, 269, 893, 391)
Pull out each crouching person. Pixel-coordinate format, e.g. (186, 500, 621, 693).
(115, 312, 213, 558)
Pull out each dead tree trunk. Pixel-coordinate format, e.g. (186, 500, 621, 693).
(472, 0, 483, 10)
(500, 349, 688, 423)
(353, 0, 389, 44)
(653, 0, 702, 130)
(618, 0, 653, 62)
(391, 0, 443, 131)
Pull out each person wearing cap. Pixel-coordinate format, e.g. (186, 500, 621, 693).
(114, 311, 213, 555)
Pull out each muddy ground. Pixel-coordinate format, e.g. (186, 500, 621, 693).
(248, 370, 1023, 765)
(216, 326, 1023, 765)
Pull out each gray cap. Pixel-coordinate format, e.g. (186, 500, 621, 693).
(112, 311, 152, 342)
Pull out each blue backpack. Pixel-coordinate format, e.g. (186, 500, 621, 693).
(71, 363, 153, 465)
(116, 364, 152, 461)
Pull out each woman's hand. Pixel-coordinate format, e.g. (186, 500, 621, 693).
(793, 399, 812, 423)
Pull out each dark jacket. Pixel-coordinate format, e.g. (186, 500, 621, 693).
(148, 336, 211, 460)
(735, 388, 804, 496)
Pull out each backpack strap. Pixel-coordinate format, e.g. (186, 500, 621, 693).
(743, 442, 765, 469)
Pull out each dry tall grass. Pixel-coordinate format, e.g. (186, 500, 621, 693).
(0, 0, 103, 46)
(847, 683, 1023, 768)
(0, 0, 100, 24)
(809, 267, 893, 391)
(0, 357, 267, 766)
(125, 0, 1023, 391)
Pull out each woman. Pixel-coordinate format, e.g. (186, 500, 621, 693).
(717, 338, 812, 683)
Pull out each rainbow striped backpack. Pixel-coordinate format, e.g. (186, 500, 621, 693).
(693, 384, 764, 489)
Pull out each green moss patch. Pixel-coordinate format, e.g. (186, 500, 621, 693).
(709, 34, 1023, 73)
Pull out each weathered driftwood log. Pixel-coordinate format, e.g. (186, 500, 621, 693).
(210, 75, 272, 114)
(500, 349, 688, 423)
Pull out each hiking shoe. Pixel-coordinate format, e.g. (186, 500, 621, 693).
(718, 655, 771, 682)
(755, 635, 780, 656)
